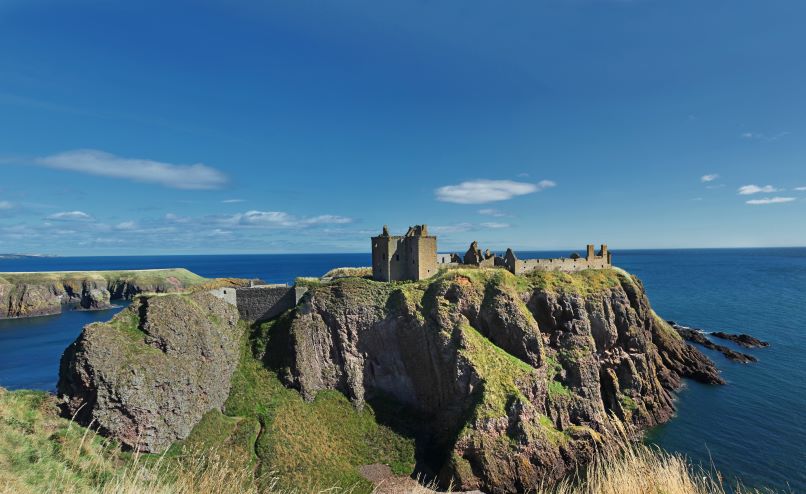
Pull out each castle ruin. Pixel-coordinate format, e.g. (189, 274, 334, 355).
(371, 225, 438, 281)
(371, 224, 612, 281)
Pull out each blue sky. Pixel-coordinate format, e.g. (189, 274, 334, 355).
(1, 0, 805, 255)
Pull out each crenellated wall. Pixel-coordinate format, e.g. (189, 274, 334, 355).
(503, 244, 612, 275)
(511, 256, 610, 274)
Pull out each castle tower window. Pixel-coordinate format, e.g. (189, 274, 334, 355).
(396, 254, 400, 261)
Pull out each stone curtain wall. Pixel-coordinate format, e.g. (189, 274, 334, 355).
(235, 285, 308, 323)
(208, 287, 237, 305)
(514, 256, 610, 275)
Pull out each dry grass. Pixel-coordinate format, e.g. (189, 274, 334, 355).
(539, 438, 773, 494)
(1, 388, 776, 494)
(321, 267, 373, 279)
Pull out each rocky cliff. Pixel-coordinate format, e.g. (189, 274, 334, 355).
(57, 291, 242, 452)
(56, 267, 721, 492)
(272, 268, 721, 492)
(0, 269, 207, 319)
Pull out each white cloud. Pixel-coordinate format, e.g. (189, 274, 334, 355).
(436, 179, 555, 204)
(46, 211, 94, 221)
(431, 223, 474, 234)
(746, 197, 795, 205)
(478, 208, 507, 217)
(221, 199, 245, 203)
(239, 210, 294, 226)
(115, 221, 137, 230)
(795, 186, 806, 191)
(0, 201, 12, 210)
(35, 149, 228, 190)
(701, 174, 719, 182)
(303, 215, 352, 225)
(480, 222, 510, 229)
(233, 210, 352, 228)
(738, 184, 777, 195)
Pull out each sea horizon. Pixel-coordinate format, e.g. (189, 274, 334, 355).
(4, 244, 806, 260)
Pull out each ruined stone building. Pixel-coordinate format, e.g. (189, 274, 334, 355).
(371, 224, 612, 281)
(371, 225, 438, 281)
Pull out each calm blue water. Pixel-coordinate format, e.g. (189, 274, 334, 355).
(0, 249, 804, 491)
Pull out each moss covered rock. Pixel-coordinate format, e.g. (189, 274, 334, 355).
(268, 268, 721, 492)
(57, 292, 242, 453)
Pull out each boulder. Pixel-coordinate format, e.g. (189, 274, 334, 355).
(57, 292, 242, 452)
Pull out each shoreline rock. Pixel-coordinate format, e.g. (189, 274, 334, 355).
(711, 331, 769, 348)
(668, 323, 757, 363)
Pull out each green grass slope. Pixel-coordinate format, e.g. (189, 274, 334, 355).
(208, 320, 416, 492)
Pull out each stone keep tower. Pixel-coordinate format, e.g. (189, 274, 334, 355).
(371, 225, 438, 281)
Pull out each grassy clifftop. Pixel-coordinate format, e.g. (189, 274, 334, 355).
(0, 268, 207, 288)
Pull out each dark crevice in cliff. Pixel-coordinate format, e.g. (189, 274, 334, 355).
(136, 296, 149, 332)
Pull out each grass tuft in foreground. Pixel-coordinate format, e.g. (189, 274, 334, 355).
(0, 386, 778, 494)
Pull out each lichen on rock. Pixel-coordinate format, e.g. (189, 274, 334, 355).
(264, 267, 722, 492)
(57, 291, 243, 453)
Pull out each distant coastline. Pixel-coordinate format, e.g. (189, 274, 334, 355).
(0, 253, 59, 260)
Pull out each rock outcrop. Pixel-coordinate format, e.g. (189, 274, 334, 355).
(669, 322, 758, 363)
(265, 268, 722, 492)
(0, 269, 206, 319)
(0, 283, 63, 318)
(711, 331, 769, 349)
(55, 267, 722, 492)
(57, 292, 242, 452)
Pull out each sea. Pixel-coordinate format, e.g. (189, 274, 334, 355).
(1, 249, 804, 492)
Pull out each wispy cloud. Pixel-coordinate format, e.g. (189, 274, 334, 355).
(738, 184, 778, 195)
(795, 186, 806, 191)
(0, 200, 13, 210)
(35, 149, 228, 190)
(302, 215, 352, 225)
(237, 211, 294, 226)
(46, 211, 94, 221)
(431, 223, 474, 234)
(225, 210, 352, 228)
(115, 221, 137, 230)
(701, 174, 719, 183)
(746, 197, 795, 205)
(221, 199, 245, 203)
(436, 179, 555, 204)
(479, 222, 510, 229)
(741, 131, 790, 142)
(478, 208, 508, 217)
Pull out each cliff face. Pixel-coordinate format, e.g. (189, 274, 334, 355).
(270, 269, 721, 492)
(0, 269, 206, 319)
(57, 292, 242, 453)
(55, 267, 721, 492)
